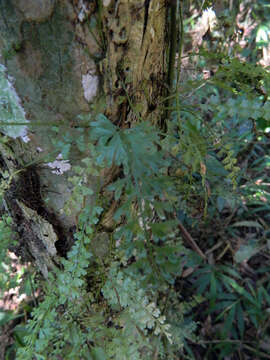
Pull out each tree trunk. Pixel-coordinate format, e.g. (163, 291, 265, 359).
(0, 0, 168, 277)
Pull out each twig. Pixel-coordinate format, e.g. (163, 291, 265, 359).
(178, 222, 206, 260)
(205, 240, 224, 256)
(243, 344, 270, 359)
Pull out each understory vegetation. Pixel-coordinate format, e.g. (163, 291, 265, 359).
(1, 1, 270, 359)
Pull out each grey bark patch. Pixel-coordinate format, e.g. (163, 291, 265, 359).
(13, 0, 55, 22)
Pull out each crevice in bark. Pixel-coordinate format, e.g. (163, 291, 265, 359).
(19, 168, 71, 253)
(0, 157, 72, 277)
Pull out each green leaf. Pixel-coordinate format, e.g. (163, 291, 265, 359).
(236, 303, 245, 338)
(232, 221, 263, 229)
(210, 272, 217, 308)
(108, 132, 127, 167)
(81, 187, 94, 196)
(217, 196, 226, 212)
(90, 114, 116, 139)
(150, 221, 177, 238)
(223, 303, 236, 336)
(92, 347, 107, 360)
(195, 274, 210, 294)
(108, 179, 126, 200)
(206, 155, 228, 177)
(221, 274, 258, 306)
(219, 265, 241, 279)
(234, 243, 258, 263)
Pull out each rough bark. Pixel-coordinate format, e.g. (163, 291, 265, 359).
(0, 0, 167, 277)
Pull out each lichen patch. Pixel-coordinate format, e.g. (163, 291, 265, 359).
(82, 73, 99, 102)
